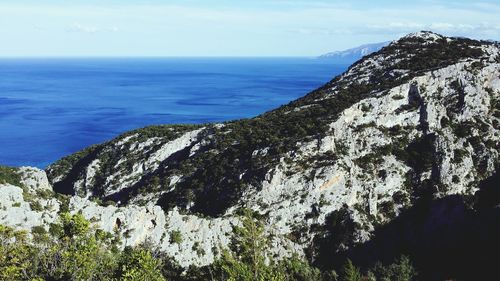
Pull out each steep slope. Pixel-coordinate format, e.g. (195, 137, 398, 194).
(47, 31, 499, 216)
(2, 31, 499, 271)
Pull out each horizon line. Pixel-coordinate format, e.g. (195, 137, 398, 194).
(0, 55, 326, 59)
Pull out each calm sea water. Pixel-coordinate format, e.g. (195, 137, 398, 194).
(0, 58, 348, 168)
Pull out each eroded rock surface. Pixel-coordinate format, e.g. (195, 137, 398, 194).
(1, 31, 499, 267)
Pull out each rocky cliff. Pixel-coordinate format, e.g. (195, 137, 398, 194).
(1, 31, 499, 271)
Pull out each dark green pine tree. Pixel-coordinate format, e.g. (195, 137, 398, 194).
(342, 259, 362, 281)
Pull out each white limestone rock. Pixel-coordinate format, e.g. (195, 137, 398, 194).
(2, 33, 499, 269)
(0, 183, 60, 231)
(19, 166, 52, 193)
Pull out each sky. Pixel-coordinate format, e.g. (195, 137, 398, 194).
(1, 0, 500, 57)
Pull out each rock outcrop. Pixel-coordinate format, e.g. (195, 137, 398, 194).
(1, 31, 499, 268)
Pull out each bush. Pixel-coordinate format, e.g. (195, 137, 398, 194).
(36, 189, 54, 199)
(31, 225, 46, 236)
(453, 148, 468, 163)
(0, 214, 165, 280)
(0, 225, 31, 280)
(0, 211, 420, 281)
(369, 255, 417, 281)
(30, 201, 43, 212)
(170, 230, 183, 244)
(0, 166, 23, 187)
(117, 247, 165, 281)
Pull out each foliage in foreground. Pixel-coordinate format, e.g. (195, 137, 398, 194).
(0, 210, 415, 281)
(0, 213, 164, 281)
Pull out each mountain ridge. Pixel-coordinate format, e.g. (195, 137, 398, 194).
(318, 41, 390, 62)
(1, 31, 499, 279)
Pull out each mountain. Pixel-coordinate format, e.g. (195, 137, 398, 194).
(1, 31, 499, 280)
(318, 41, 390, 63)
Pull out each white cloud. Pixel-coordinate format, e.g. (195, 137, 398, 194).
(0, 1, 499, 56)
(365, 22, 500, 38)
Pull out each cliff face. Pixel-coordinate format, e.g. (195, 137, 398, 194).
(1, 31, 499, 268)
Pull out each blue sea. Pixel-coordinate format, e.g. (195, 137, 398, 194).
(0, 58, 348, 168)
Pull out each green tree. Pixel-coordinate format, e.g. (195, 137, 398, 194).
(231, 209, 268, 279)
(0, 211, 418, 281)
(369, 256, 416, 281)
(60, 212, 90, 237)
(0, 225, 34, 280)
(279, 255, 324, 281)
(388, 256, 416, 281)
(118, 247, 165, 281)
(341, 259, 362, 281)
(216, 209, 287, 281)
(43, 212, 117, 280)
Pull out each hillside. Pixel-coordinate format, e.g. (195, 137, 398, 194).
(1, 31, 499, 280)
(318, 41, 390, 63)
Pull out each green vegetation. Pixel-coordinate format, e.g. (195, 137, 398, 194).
(361, 103, 372, 112)
(45, 145, 99, 183)
(0, 33, 492, 281)
(391, 134, 436, 174)
(29, 201, 43, 212)
(213, 209, 416, 281)
(453, 148, 469, 163)
(378, 201, 397, 219)
(369, 256, 417, 281)
(376, 36, 485, 72)
(0, 209, 417, 281)
(392, 94, 405, 100)
(116, 247, 165, 281)
(47, 34, 489, 219)
(47, 124, 201, 197)
(341, 259, 362, 281)
(0, 213, 163, 281)
(354, 150, 385, 170)
(169, 230, 183, 244)
(215, 209, 287, 280)
(121, 124, 202, 143)
(0, 166, 23, 187)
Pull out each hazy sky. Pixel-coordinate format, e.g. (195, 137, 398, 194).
(1, 0, 500, 57)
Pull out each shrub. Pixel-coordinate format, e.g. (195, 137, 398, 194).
(170, 230, 183, 244)
(453, 148, 469, 163)
(369, 255, 417, 281)
(36, 189, 54, 199)
(31, 226, 46, 236)
(117, 247, 165, 281)
(0, 213, 419, 281)
(0, 166, 23, 187)
(30, 201, 43, 212)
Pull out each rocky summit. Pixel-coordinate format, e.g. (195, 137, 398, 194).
(1, 31, 499, 279)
